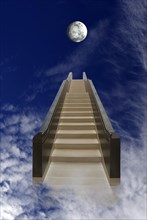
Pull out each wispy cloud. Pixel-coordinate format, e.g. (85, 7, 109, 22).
(1, 0, 147, 219)
(45, 20, 108, 77)
(23, 20, 109, 102)
(117, 0, 147, 71)
(1, 104, 17, 112)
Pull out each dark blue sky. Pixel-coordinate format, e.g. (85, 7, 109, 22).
(1, 1, 147, 219)
(0, 0, 146, 138)
(1, 0, 116, 102)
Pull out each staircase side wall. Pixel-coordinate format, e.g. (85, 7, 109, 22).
(84, 79, 120, 183)
(33, 79, 71, 179)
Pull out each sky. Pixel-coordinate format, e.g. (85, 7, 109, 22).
(0, 0, 147, 219)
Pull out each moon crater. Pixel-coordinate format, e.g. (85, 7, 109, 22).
(67, 21, 88, 43)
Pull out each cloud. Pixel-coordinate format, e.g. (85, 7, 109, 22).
(1, 104, 17, 112)
(1, 0, 147, 219)
(1, 76, 146, 220)
(117, 0, 147, 71)
(93, 0, 147, 83)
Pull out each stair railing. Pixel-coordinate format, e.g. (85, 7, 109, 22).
(83, 72, 120, 184)
(33, 72, 72, 180)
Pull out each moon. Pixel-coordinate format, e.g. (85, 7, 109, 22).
(67, 21, 88, 43)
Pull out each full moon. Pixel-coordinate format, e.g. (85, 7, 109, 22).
(67, 21, 88, 42)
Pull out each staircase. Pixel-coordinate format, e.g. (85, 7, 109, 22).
(44, 80, 110, 190)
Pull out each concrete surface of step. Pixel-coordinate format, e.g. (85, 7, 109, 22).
(50, 129, 97, 138)
(64, 99, 91, 103)
(59, 103, 96, 107)
(69, 88, 85, 90)
(69, 85, 85, 88)
(56, 111, 97, 117)
(65, 96, 90, 99)
(43, 162, 115, 205)
(46, 137, 107, 148)
(51, 138, 101, 149)
(69, 89, 86, 92)
(51, 149, 102, 162)
(45, 162, 105, 177)
(57, 107, 96, 111)
(51, 149, 101, 157)
(44, 162, 109, 186)
(54, 116, 99, 123)
(65, 94, 89, 98)
(51, 122, 103, 130)
(66, 92, 88, 95)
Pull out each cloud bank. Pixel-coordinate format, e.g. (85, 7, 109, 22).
(0, 104, 146, 219)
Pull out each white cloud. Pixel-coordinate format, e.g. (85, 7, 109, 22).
(1, 0, 147, 219)
(119, 0, 147, 71)
(1, 100, 146, 220)
(5, 115, 20, 126)
(1, 104, 17, 112)
(20, 114, 41, 134)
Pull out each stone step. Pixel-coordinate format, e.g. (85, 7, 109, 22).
(56, 111, 97, 117)
(66, 92, 88, 94)
(59, 103, 96, 107)
(64, 98, 91, 103)
(69, 85, 86, 89)
(57, 107, 96, 111)
(46, 162, 105, 177)
(44, 162, 114, 201)
(51, 122, 103, 130)
(54, 116, 100, 123)
(64, 97, 91, 101)
(49, 129, 106, 139)
(46, 177, 109, 186)
(65, 93, 89, 97)
(66, 93, 89, 98)
(70, 81, 85, 83)
(69, 84, 85, 87)
(69, 89, 86, 92)
(46, 137, 107, 149)
(50, 138, 101, 149)
(70, 80, 85, 83)
(51, 149, 102, 162)
(69, 86, 86, 89)
(50, 129, 97, 138)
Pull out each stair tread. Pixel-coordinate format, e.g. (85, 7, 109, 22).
(56, 111, 96, 113)
(58, 107, 95, 109)
(51, 130, 97, 134)
(47, 137, 107, 144)
(55, 116, 98, 119)
(54, 138, 99, 144)
(52, 122, 100, 125)
(51, 149, 102, 157)
(66, 95, 89, 97)
(60, 103, 95, 105)
(62, 102, 94, 104)
(46, 177, 108, 186)
(65, 97, 90, 99)
(67, 92, 88, 94)
(45, 162, 108, 181)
